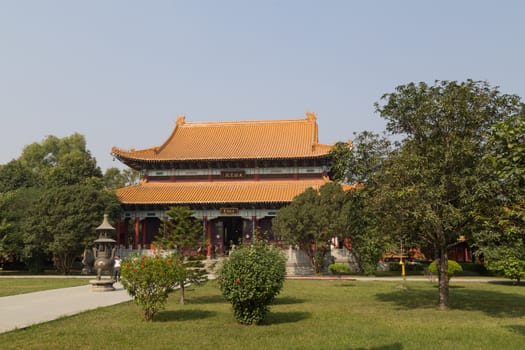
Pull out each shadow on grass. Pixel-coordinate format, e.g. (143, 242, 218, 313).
(155, 309, 216, 322)
(488, 280, 525, 287)
(187, 294, 225, 304)
(448, 285, 466, 289)
(261, 311, 311, 325)
(272, 296, 307, 305)
(375, 284, 525, 318)
(506, 325, 525, 336)
(188, 294, 307, 306)
(351, 343, 403, 350)
(375, 285, 436, 310)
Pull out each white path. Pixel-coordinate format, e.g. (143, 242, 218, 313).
(0, 282, 132, 334)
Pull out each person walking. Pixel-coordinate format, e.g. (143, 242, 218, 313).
(113, 255, 122, 281)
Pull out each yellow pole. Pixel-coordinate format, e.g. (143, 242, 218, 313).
(399, 238, 406, 281)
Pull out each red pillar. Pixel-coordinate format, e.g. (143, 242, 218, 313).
(134, 217, 140, 250)
(252, 216, 257, 240)
(123, 221, 128, 248)
(142, 219, 147, 249)
(116, 222, 122, 246)
(205, 217, 212, 258)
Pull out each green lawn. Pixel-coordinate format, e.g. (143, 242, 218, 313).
(0, 278, 89, 297)
(1, 280, 525, 349)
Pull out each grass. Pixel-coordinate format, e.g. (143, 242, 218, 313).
(0, 278, 89, 297)
(2, 280, 525, 349)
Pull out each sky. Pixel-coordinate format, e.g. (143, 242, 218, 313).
(1, 1, 525, 171)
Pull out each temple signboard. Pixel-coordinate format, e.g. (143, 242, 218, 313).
(220, 208, 239, 215)
(222, 171, 245, 178)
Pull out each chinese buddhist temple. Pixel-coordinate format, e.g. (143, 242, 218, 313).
(111, 112, 335, 257)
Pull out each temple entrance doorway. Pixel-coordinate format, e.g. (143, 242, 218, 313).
(221, 217, 243, 250)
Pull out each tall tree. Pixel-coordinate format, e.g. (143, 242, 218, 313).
(0, 133, 110, 272)
(23, 184, 121, 274)
(18, 133, 102, 187)
(273, 182, 350, 273)
(0, 218, 11, 266)
(329, 131, 393, 274)
(474, 107, 525, 282)
(0, 160, 36, 192)
(102, 167, 141, 190)
(373, 80, 522, 309)
(345, 188, 393, 274)
(330, 131, 392, 185)
(0, 188, 42, 265)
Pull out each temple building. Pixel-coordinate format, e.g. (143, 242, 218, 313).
(111, 112, 335, 257)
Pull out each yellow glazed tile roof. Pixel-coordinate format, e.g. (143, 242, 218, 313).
(115, 179, 330, 204)
(111, 113, 333, 162)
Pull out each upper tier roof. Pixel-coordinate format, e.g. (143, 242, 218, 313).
(111, 112, 333, 164)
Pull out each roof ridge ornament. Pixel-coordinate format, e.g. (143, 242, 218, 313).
(306, 111, 316, 121)
(176, 115, 186, 126)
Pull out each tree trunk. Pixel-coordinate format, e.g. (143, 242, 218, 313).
(180, 284, 185, 305)
(56, 253, 72, 275)
(313, 250, 327, 274)
(305, 246, 321, 274)
(437, 250, 449, 310)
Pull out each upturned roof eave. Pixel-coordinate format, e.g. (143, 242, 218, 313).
(112, 153, 333, 164)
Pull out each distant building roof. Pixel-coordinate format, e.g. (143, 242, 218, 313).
(111, 112, 333, 165)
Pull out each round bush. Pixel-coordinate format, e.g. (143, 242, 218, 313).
(217, 243, 286, 325)
(428, 259, 463, 279)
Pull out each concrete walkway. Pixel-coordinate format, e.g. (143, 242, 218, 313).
(0, 281, 132, 334)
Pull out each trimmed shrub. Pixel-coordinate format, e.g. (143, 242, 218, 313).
(217, 242, 286, 325)
(328, 263, 351, 275)
(488, 257, 525, 283)
(121, 254, 185, 321)
(428, 259, 463, 280)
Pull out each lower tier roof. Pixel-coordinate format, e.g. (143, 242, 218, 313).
(115, 179, 330, 205)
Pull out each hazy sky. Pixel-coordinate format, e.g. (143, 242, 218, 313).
(2, 1, 524, 171)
